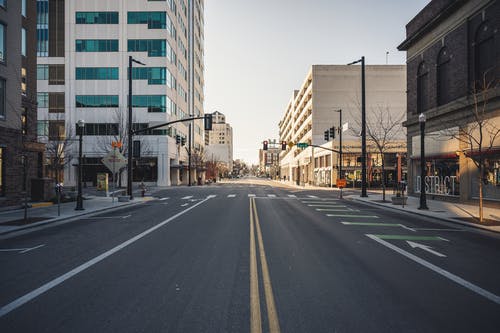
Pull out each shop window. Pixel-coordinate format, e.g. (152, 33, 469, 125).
(417, 61, 429, 113)
(437, 47, 451, 106)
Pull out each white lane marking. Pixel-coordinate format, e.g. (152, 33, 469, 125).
(400, 225, 417, 232)
(181, 203, 189, 207)
(0, 244, 45, 254)
(406, 241, 447, 257)
(413, 228, 465, 232)
(366, 234, 500, 305)
(122, 215, 131, 219)
(159, 197, 169, 201)
(287, 194, 297, 198)
(301, 200, 338, 204)
(267, 194, 276, 198)
(207, 195, 217, 199)
(326, 214, 379, 218)
(82, 216, 131, 220)
(307, 204, 347, 207)
(307, 195, 318, 198)
(316, 208, 352, 212)
(181, 196, 193, 200)
(248, 194, 256, 197)
(0, 197, 214, 318)
(227, 194, 236, 198)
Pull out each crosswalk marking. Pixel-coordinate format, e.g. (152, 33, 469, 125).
(181, 196, 193, 200)
(248, 194, 256, 197)
(307, 195, 318, 198)
(159, 197, 169, 201)
(287, 194, 297, 198)
(326, 214, 379, 218)
(316, 208, 356, 212)
(227, 194, 236, 198)
(267, 194, 276, 198)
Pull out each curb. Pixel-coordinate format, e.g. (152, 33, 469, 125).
(349, 197, 500, 234)
(0, 199, 147, 237)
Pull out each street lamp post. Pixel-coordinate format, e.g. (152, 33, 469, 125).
(418, 113, 428, 210)
(347, 56, 367, 197)
(127, 56, 146, 200)
(75, 119, 85, 210)
(335, 109, 343, 199)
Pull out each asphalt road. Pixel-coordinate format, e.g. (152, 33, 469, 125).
(1, 179, 499, 332)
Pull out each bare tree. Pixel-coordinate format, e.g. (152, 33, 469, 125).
(349, 103, 406, 201)
(441, 76, 499, 222)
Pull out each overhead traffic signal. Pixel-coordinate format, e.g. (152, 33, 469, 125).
(324, 130, 329, 141)
(281, 141, 287, 150)
(204, 114, 213, 130)
(329, 126, 336, 139)
(181, 136, 186, 146)
(263, 140, 268, 150)
(176, 135, 181, 144)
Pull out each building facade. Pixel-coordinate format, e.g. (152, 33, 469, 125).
(259, 146, 280, 179)
(0, 0, 44, 207)
(398, 0, 500, 202)
(205, 111, 233, 172)
(279, 65, 407, 188)
(36, 0, 205, 187)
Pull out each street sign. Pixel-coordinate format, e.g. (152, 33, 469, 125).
(337, 178, 347, 188)
(102, 150, 127, 174)
(296, 142, 309, 148)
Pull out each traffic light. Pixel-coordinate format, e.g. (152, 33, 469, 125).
(263, 140, 268, 150)
(324, 130, 329, 141)
(176, 135, 181, 144)
(204, 114, 213, 130)
(281, 141, 287, 150)
(329, 127, 336, 139)
(181, 136, 186, 146)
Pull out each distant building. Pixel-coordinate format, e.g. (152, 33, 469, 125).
(36, 0, 206, 187)
(259, 146, 280, 179)
(398, 0, 500, 202)
(278, 65, 407, 187)
(0, 0, 44, 207)
(206, 111, 233, 171)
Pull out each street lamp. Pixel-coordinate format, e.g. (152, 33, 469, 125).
(418, 113, 428, 210)
(347, 56, 367, 197)
(333, 109, 344, 198)
(127, 56, 146, 200)
(75, 119, 85, 210)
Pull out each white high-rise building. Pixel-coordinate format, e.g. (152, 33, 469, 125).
(36, 0, 205, 187)
(206, 111, 234, 172)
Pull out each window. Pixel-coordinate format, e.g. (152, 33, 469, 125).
(130, 67, 166, 85)
(417, 61, 429, 113)
(37, 120, 49, 136)
(0, 78, 5, 119)
(37, 0, 49, 56)
(48, 120, 65, 140)
(76, 67, 118, 80)
(49, 64, 64, 85)
(80, 123, 119, 136)
(76, 12, 118, 24)
(76, 95, 119, 108)
(0, 23, 5, 63)
(128, 39, 166, 56)
(37, 65, 49, 80)
(474, 21, 495, 88)
(21, 28, 26, 56)
(132, 95, 167, 113)
(48, 92, 64, 113)
(0, 147, 4, 196)
(0, 0, 5, 8)
(22, 0, 26, 17)
(37, 92, 48, 107)
(76, 39, 119, 52)
(437, 47, 451, 106)
(128, 12, 166, 29)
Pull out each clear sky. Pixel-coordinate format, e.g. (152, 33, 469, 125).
(204, 0, 430, 165)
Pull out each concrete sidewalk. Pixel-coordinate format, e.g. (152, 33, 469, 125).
(0, 194, 154, 236)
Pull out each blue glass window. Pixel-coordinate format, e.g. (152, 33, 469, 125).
(76, 12, 119, 24)
(76, 95, 119, 108)
(127, 39, 166, 57)
(76, 40, 119, 52)
(130, 67, 167, 85)
(0, 24, 5, 63)
(132, 95, 166, 112)
(128, 12, 166, 29)
(76, 67, 119, 80)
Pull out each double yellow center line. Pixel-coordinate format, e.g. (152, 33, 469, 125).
(249, 197, 281, 333)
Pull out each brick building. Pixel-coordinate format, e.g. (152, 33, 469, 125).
(399, 0, 500, 202)
(0, 0, 44, 208)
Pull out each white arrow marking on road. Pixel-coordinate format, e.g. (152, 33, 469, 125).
(181, 196, 193, 200)
(407, 241, 446, 257)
